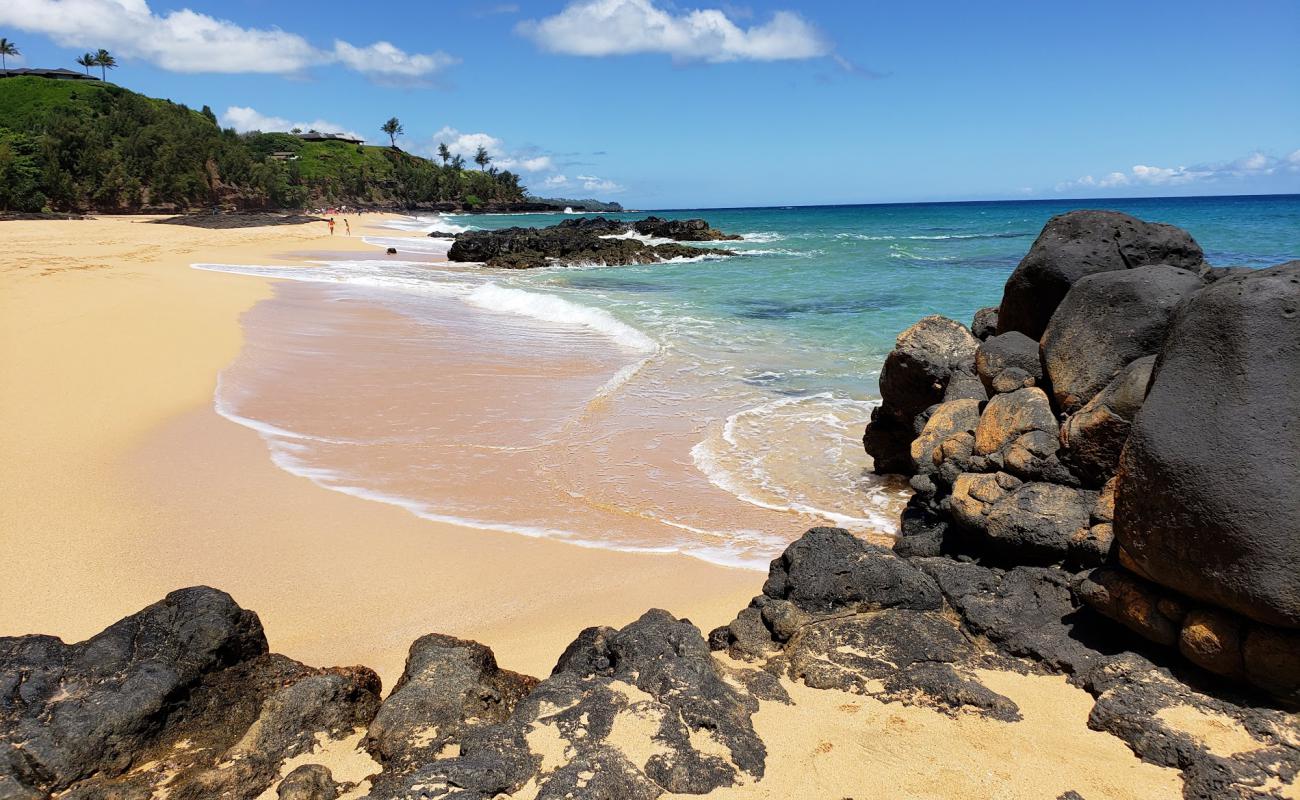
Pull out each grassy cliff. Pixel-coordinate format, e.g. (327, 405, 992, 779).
(0, 76, 526, 213)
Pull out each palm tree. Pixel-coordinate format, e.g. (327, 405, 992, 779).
(474, 145, 491, 171)
(437, 142, 451, 166)
(94, 49, 117, 81)
(75, 52, 96, 75)
(0, 39, 18, 76)
(381, 117, 404, 148)
(451, 154, 465, 171)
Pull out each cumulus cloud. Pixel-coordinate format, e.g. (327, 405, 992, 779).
(430, 126, 555, 173)
(221, 106, 364, 142)
(1057, 148, 1300, 192)
(576, 174, 626, 193)
(0, 0, 456, 81)
(517, 0, 830, 63)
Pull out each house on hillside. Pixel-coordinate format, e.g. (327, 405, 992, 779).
(0, 68, 99, 81)
(295, 131, 364, 145)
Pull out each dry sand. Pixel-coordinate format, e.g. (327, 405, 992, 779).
(0, 215, 1194, 797)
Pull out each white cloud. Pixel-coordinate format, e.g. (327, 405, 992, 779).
(543, 174, 569, 187)
(0, 0, 455, 81)
(1056, 148, 1299, 192)
(576, 174, 625, 193)
(221, 106, 364, 142)
(429, 127, 555, 173)
(518, 0, 830, 63)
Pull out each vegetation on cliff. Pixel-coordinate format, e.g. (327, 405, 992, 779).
(0, 76, 527, 212)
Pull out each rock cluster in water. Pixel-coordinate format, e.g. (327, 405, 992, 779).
(445, 216, 738, 269)
(863, 210, 1300, 701)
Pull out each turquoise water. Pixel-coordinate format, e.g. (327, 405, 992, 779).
(202, 195, 1300, 568)
(465, 195, 1300, 398)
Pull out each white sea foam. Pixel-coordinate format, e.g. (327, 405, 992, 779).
(379, 214, 475, 235)
(740, 231, 784, 243)
(599, 230, 674, 245)
(464, 283, 659, 354)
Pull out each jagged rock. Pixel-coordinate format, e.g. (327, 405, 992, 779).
(975, 331, 1043, 394)
(0, 587, 266, 795)
(1042, 265, 1204, 413)
(447, 221, 732, 269)
(915, 559, 1101, 672)
(400, 610, 766, 798)
(632, 216, 741, 241)
(974, 388, 1057, 456)
(910, 398, 981, 473)
(363, 634, 536, 795)
(1060, 355, 1155, 486)
(761, 527, 942, 615)
(997, 210, 1205, 340)
(971, 305, 1000, 340)
(785, 610, 1020, 720)
(893, 502, 953, 558)
(950, 471, 1094, 564)
(1116, 262, 1300, 628)
(864, 316, 980, 474)
(1078, 567, 1186, 647)
(277, 764, 340, 800)
(0, 589, 383, 800)
(1069, 522, 1115, 569)
(1082, 654, 1300, 800)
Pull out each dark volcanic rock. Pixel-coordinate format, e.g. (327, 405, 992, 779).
(632, 216, 741, 241)
(997, 211, 1205, 340)
(447, 221, 733, 269)
(864, 315, 980, 474)
(1115, 262, 1300, 628)
(1060, 355, 1155, 486)
(975, 331, 1043, 394)
(785, 610, 1020, 720)
(277, 764, 340, 799)
(391, 610, 767, 799)
(1041, 264, 1204, 413)
(761, 527, 942, 615)
(0, 589, 383, 800)
(0, 587, 266, 794)
(971, 305, 1000, 340)
(364, 633, 536, 794)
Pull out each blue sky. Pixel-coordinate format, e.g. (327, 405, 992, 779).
(2, 0, 1298, 208)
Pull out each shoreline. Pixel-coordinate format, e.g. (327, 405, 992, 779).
(0, 214, 758, 684)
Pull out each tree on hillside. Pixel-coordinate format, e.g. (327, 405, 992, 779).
(451, 154, 465, 171)
(437, 142, 451, 165)
(0, 39, 18, 76)
(75, 52, 96, 75)
(381, 117, 404, 148)
(474, 145, 491, 171)
(94, 49, 117, 81)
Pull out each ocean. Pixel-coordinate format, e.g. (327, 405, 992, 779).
(198, 194, 1300, 569)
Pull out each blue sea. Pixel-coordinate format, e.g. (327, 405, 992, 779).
(201, 194, 1300, 568)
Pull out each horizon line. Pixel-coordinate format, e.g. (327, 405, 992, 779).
(642, 191, 1300, 213)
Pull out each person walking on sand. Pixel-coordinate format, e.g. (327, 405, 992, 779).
(328, 218, 335, 236)
(344, 219, 351, 236)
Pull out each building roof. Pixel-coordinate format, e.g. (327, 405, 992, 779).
(295, 131, 365, 144)
(0, 68, 99, 81)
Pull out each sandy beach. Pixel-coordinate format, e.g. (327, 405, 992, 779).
(0, 215, 759, 686)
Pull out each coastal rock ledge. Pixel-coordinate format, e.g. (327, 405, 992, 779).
(445, 216, 738, 269)
(864, 209, 1300, 702)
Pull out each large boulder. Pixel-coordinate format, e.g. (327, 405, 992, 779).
(632, 216, 741, 241)
(997, 211, 1205, 340)
(1060, 355, 1155, 486)
(864, 315, 980, 474)
(950, 473, 1095, 563)
(1116, 262, 1300, 628)
(1041, 264, 1205, 412)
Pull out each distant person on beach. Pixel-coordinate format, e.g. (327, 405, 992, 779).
(328, 218, 335, 236)
(344, 219, 351, 236)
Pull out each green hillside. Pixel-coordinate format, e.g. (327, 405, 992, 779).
(0, 76, 526, 213)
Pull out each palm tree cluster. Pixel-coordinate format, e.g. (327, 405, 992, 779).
(74, 49, 117, 80)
